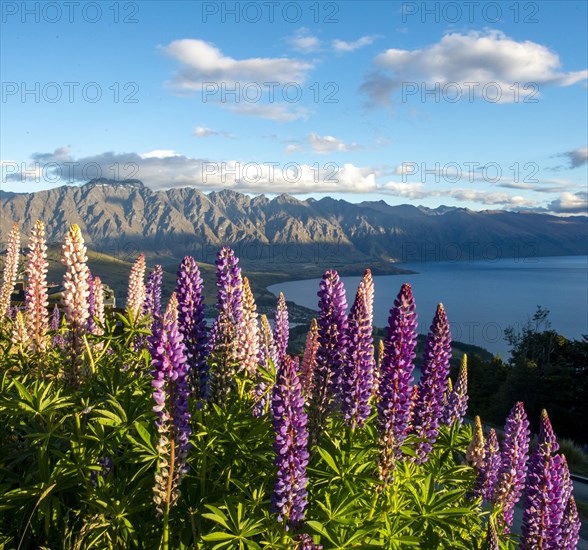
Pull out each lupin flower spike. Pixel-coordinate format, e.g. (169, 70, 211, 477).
(309, 270, 348, 443)
(144, 264, 163, 319)
(300, 318, 319, 396)
(474, 428, 500, 501)
(126, 254, 146, 319)
(176, 257, 208, 400)
(238, 277, 260, 376)
(466, 416, 486, 469)
(92, 276, 105, 336)
(521, 410, 568, 549)
(271, 356, 309, 529)
(492, 401, 530, 530)
(377, 283, 418, 482)
(442, 355, 468, 426)
(24, 221, 49, 352)
(341, 269, 375, 429)
(0, 223, 20, 318)
(149, 306, 192, 518)
(273, 292, 289, 369)
(208, 247, 244, 403)
(411, 303, 452, 462)
(61, 224, 91, 381)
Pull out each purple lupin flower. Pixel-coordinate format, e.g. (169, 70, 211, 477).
(295, 534, 323, 549)
(492, 401, 530, 530)
(411, 303, 452, 462)
(300, 318, 319, 397)
(377, 283, 418, 482)
(271, 356, 309, 530)
(273, 292, 289, 369)
(144, 264, 163, 319)
(50, 304, 65, 349)
(148, 308, 192, 516)
(560, 496, 581, 549)
(521, 410, 568, 549)
(341, 269, 375, 429)
(309, 270, 348, 443)
(176, 257, 208, 400)
(474, 428, 500, 501)
(441, 355, 468, 426)
(208, 247, 244, 403)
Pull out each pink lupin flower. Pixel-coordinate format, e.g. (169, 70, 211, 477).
(238, 277, 260, 376)
(24, 221, 49, 352)
(0, 223, 20, 318)
(61, 224, 91, 380)
(126, 254, 146, 319)
(466, 416, 486, 469)
(300, 318, 319, 396)
(11, 310, 29, 348)
(92, 276, 105, 336)
(163, 292, 177, 323)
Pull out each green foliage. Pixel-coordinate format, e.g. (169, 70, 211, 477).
(1, 311, 514, 549)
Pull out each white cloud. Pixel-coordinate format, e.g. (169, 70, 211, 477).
(193, 126, 233, 139)
(284, 144, 303, 154)
(309, 133, 361, 154)
(362, 30, 588, 105)
(140, 150, 181, 159)
(226, 102, 309, 122)
(163, 39, 313, 121)
(548, 192, 588, 214)
(289, 28, 321, 53)
(4, 148, 376, 195)
(332, 35, 378, 52)
(380, 180, 538, 208)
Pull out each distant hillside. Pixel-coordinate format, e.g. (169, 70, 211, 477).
(2, 180, 587, 272)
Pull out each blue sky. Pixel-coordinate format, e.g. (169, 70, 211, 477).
(1, 0, 587, 214)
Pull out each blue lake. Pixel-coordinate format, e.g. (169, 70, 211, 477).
(268, 256, 588, 358)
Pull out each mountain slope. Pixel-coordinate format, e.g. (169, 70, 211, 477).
(2, 180, 586, 268)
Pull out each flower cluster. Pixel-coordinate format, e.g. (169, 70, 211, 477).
(149, 308, 192, 516)
(309, 270, 348, 442)
(521, 410, 580, 549)
(126, 254, 146, 319)
(341, 269, 375, 429)
(273, 292, 289, 370)
(238, 277, 260, 376)
(492, 401, 530, 530)
(0, 223, 20, 318)
(410, 303, 452, 462)
(176, 257, 208, 400)
(144, 264, 163, 321)
(299, 318, 319, 397)
(208, 247, 244, 403)
(377, 283, 417, 481)
(441, 355, 468, 426)
(271, 355, 309, 529)
(61, 224, 91, 382)
(24, 221, 49, 352)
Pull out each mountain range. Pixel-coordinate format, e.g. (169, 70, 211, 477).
(2, 179, 587, 272)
